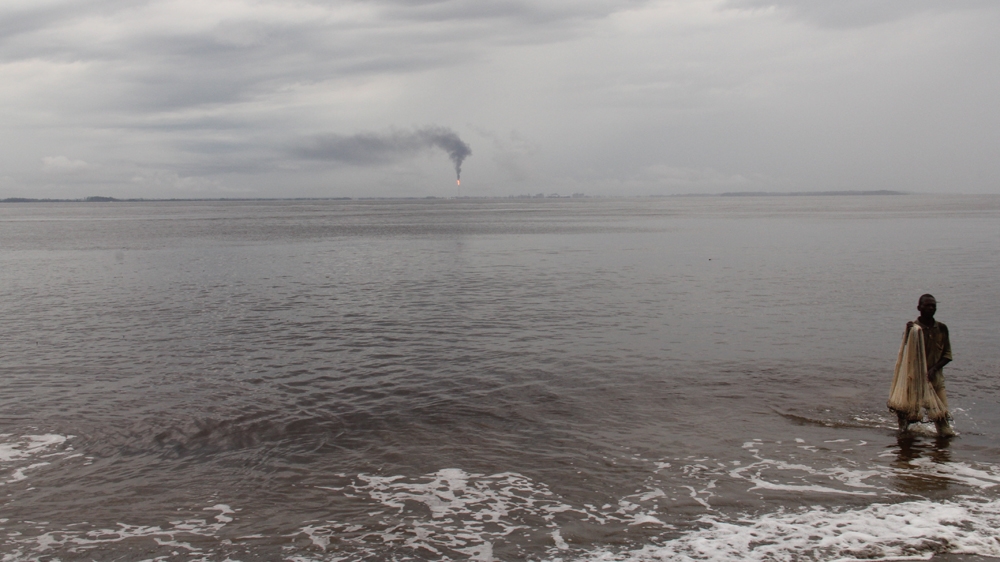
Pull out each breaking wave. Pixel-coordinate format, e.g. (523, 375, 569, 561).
(4, 432, 1000, 561)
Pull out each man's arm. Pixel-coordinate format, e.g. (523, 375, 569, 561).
(928, 357, 951, 379)
(929, 325, 953, 380)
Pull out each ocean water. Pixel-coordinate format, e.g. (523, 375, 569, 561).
(1, 195, 999, 561)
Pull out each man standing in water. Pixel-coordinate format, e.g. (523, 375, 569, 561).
(900, 294, 954, 437)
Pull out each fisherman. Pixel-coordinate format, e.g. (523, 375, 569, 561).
(897, 294, 954, 437)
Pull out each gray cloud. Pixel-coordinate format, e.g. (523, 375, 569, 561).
(293, 127, 472, 180)
(375, 0, 644, 27)
(727, 0, 995, 28)
(42, 156, 95, 173)
(0, 1, 645, 122)
(0, 1, 135, 45)
(1, 0, 998, 198)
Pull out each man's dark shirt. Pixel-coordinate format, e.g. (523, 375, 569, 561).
(917, 318, 952, 384)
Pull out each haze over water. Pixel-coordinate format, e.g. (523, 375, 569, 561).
(1, 195, 999, 561)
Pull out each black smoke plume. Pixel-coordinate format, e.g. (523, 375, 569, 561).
(293, 126, 472, 180)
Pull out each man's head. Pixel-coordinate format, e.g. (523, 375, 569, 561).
(918, 294, 937, 318)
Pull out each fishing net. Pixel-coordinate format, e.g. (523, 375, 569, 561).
(887, 324, 948, 422)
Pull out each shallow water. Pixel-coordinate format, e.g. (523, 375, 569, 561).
(1, 195, 999, 560)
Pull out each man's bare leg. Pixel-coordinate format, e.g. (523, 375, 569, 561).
(935, 419, 956, 438)
(897, 411, 910, 433)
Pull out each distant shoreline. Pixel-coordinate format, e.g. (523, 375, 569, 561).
(718, 190, 905, 197)
(1, 190, 909, 203)
(0, 196, 357, 203)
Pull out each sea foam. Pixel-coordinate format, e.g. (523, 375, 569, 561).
(0, 433, 73, 486)
(581, 497, 1000, 562)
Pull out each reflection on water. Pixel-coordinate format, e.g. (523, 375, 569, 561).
(892, 432, 954, 494)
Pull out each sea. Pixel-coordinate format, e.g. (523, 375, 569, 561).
(1, 195, 999, 561)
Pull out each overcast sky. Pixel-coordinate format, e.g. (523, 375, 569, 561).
(2, 0, 998, 198)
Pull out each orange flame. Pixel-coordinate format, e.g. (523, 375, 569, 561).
(457, 179, 461, 186)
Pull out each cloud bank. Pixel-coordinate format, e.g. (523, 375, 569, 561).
(0, 0, 998, 197)
(41, 156, 93, 173)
